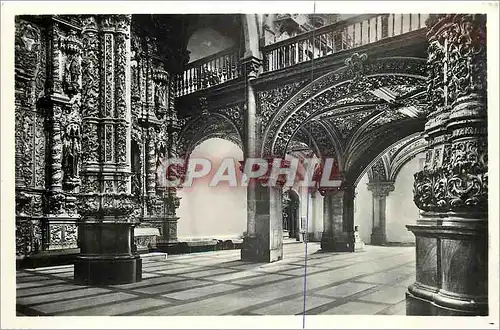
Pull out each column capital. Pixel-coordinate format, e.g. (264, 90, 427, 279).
(367, 181, 395, 197)
(240, 56, 262, 80)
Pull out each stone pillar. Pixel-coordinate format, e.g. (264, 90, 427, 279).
(241, 182, 284, 262)
(406, 14, 487, 316)
(75, 15, 141, 285)
(367, 181, 395, 245)
(320, 186, 359, 252)
(240, 55, 284, 262)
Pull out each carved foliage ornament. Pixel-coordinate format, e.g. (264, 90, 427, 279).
(426, 14, 486, 110)
(258, 80, 307, 134)
(413, 139, 487, 212)
(447, 14, 486, 102)
(263, 57, 427, 157)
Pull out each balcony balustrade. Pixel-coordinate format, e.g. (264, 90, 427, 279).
(175, 46, 240, 97)
(175, 14, 429, 96)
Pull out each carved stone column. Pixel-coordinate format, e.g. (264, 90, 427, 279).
(407, 14, 487, 316)
(367, 181, 395, 245)
(320, 185, 360, 252)
(156, 70, 182, 250)
(75, 15, 141, 285)
(39, 19, 83, 252)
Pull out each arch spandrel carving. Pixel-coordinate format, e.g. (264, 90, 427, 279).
(177, 110, 243, 159)
(260, 56, 428, 158)
(346, 118, 426, 186)
(354, 132, 427, 186)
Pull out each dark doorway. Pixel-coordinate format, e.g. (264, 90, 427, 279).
(282, 189, 300, 240)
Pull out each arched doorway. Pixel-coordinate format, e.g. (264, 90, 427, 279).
(282, 189, 300, 240)
(177, 138, 246, 240)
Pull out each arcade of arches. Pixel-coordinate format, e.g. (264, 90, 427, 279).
(13, 13, 488, 316)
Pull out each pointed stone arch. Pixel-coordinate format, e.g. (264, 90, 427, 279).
(177, 112, 243, 160)
(260, 56, 428, 158)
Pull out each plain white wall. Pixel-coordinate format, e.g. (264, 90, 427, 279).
(177, 138, 246, 239)
(354, 152, 425, 244)
(354, 173, 373, 243)
(386, 154, 425, 243)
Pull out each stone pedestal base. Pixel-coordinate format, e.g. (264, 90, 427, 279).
(406, 221, 488, 316)
(320, 232, 355, 252)
(74, 255, 142, 285)
(406, 283, 488, 316)
(241, 236, 282, 263)
(74, 222, 142, 285)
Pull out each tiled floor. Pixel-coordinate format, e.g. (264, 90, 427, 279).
(16, 242, 415, 316)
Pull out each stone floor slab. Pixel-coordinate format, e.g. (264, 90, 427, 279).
(32, 292, 137, 314)
(180, 268, 238, 278)
(162, 283, 241, 300)
(358, 285, 408, 305)
(59, 297, 169, 316)
(231, 274, 291, 286)
(17, 287, 111, 306)
(252, 296, 333, 315)
(314, 281, 376, 298)
(16, 244, 415, 316)
(133, 279, 208, 295)
(321, 301, 388, 315)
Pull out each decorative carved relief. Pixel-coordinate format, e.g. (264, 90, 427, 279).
(61, 96, 82, 190)
(413, 14, 487, 214)
(61, 30, 82, 96)
(262, 57, 427, 157)
(178, 110, 243, 158)
(80, 19, 100, 164)
(16, 220, 42, 256)
(345, 53, 371, 92)
(367, 181, 395, 197)
(369, 158, 388, 182)
(325, 110, 376, 143)
(414, 139, 487, 212)
(257, 80, 307, 134)
(446, 15, 486, 103)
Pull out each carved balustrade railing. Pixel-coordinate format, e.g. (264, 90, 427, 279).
(262, 13, 429, 72)
(175, 46, 240, 96)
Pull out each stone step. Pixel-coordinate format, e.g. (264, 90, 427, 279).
(140, 252, 167, 261)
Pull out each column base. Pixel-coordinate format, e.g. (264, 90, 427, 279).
(320, 232, 356, 252)
(406, 283, 488, 316)
(74, 255, 142, 285)
(240, 236, 282, 263)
